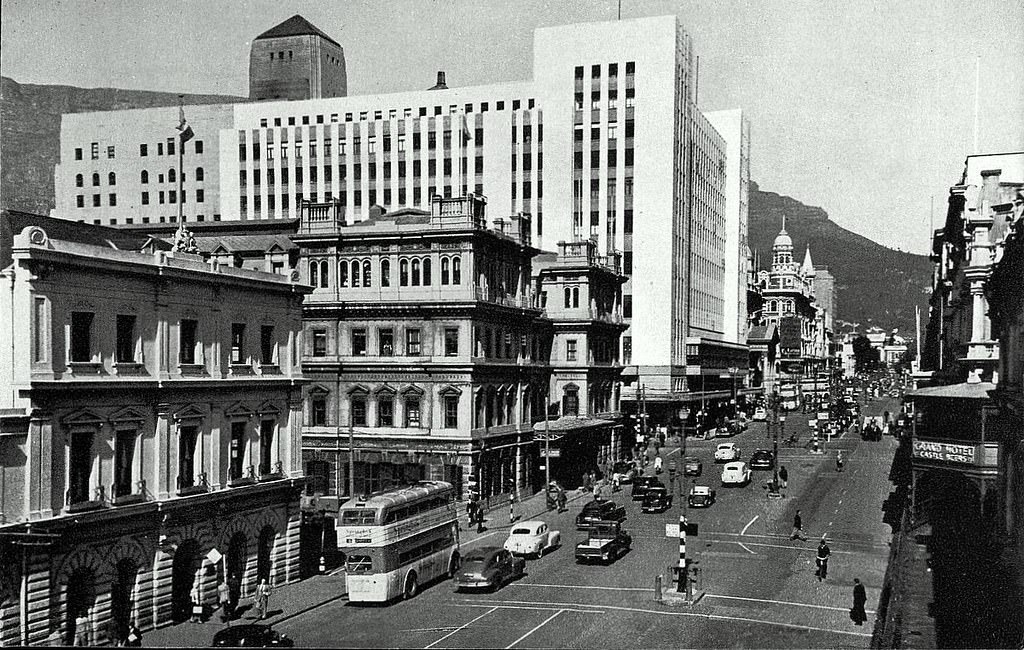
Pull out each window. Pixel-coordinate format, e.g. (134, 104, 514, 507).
(230, 421, 246, 480)
(563, 287, 571, 309)
(179, 319, 198, 365)
(351, 260, 361, 288)
(70, 311, 94, 362)
(351, 396, 367, 426)
(195, 140, 204, 154)
(158, 143, 164, 156)
(623, 295, 633, 319)
(114, 428, 136, 497)
(438, 327, 458, 357)
(312, 329, 327, 357)
(69, 429, 94, 504)
(92, 173, 100, 187)
(381, 259, 390, 287)
(406, 329, 421, 355)
(195, 167, 204, 182)
(566, 340, 578, 362)
(452, 257, 461, 284)
(411, 259, 421, 285)
(399, 259, 409, 286)
(379, 329, 394, 356)
(562, 386, 579, 417)
(230, 323, 246, 364)
(352, 329, 367, 356)
(75, 147, 83, 160)
(422, 258, 432, 285)
(177, 424, 198, 489)
(378, 397, 394, 427)
(257, 325, 276, 365)
(404, 398, 421, 427)
(90, 142, 99, 159)
(197, 189, 205, 203)
(259, 420, 274, 476)
(311, 398, 327, 427)
(75, 174, 83, 187)
(335, 260, 346, 288)
(108, 172, 116, 187)
(115, 315, 136, 363)
(77, 195, 84, 208)
(444, 395, 459, 428)
(623, 336, 632, 364)
(109, 193, 117, 206)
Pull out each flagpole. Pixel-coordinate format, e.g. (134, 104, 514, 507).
(178, 95, 185, 224)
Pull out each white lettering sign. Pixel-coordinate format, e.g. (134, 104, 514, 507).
(912, 440, 977, 465)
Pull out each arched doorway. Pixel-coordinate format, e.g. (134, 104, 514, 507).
(109, 559, 138, 644)
(65, 568, 96, 646)
(227, 533, 247, 610)
(257, 527, 276, 585)
(170, 540, 201, 622)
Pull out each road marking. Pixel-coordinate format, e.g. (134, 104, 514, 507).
(737, 542, 757, 555)
(704, 593, 876, 614)
(724, 540, 861, 555)
(741, 515, 759, 535)
(455, 602, 601, 614)
(505, 609, 564, 649)
(469, 597, 873, 639)
(509, 583, 650, 593)
(463, 530, 503, 547)
(424, 606, 498, 648)
(703, 531, 891, 549)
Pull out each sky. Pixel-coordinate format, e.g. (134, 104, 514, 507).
(2, 0, 1022, 254)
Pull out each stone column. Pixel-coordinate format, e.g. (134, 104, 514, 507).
(155, 404, 171, 500)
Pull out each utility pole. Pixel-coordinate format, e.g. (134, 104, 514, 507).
(544, 382, 551, 490)
(348, 409, 355, 499)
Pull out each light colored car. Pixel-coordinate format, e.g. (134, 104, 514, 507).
(721, 461, 752, 486)
(714, 443, 741, 462)
(753, 407, 768, 421)
(503, 520, 561, 558)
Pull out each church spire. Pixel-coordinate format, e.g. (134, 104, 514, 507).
(802, 246, 815, 275)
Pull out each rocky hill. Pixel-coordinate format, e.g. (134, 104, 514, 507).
(748, 181, 932, 336)
(0, 76, 241, 216)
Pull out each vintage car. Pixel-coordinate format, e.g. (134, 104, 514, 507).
(687, 484, 716, 508)
(576, 499, 628, 529)
(714, 443, 741, 463)
(575, 521, 632, 564)
(212, 625, 294, 647)
(683, 456, 703, 477)
(631, 476, 662, 501)
(452, 546, 526, 592)
(504, 520, 561, 558)
(640, 485, 673, 513)
(721, 461, 752, 486)
(752, 406, 768, 421)
(611, 460, 638, 484)
(749, 449, 775, 470)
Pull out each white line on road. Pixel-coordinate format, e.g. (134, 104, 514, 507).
(424, 606, 498, 649)
(704, 593, 876, 614)
(505, 609, 564, 649)
(455, 603, 601, 614)
(741, 515, 759, 535)
(725, 540, 861, 555)
(509, 583, 650, 592)
(737, 542, 757, 555)
(704, 531, 891, 549)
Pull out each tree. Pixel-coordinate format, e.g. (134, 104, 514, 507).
(852, 335, 879, 372)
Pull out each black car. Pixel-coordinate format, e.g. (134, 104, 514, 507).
(452, 546, 526, 592)
(211, 624, 294, 648)
(641, 485, 672, 513)
(749, 449, 775, 470)
(576, 499, 628, 529)
(631, 476, 662, 501)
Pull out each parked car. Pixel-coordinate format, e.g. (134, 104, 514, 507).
(715, 424, 734, 438)
(212, 625, 293, 648)
(504, 520, 561, 558)
(687, 484, 716, 508)
(452, 546, 526, 592)
(612, 460, 638, 484)
(575, 521, 632, 564)
(721, 461, 752, 486)
(714, 443, 741, 463)
(683, 456, 703, 476)
(749, 449, 775, 470)
(752, 406, 768, 421)
(631, 476, 662, 501)
(641, 485, 673, 513)
(576, 499, 628, 529)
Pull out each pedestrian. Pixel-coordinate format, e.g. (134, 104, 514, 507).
(791, 509, 807, 541)
(125, 621, 142, 647)
(190, 583, 203, 623)
(850, 578, 868, 625)
(228, 573, 241, 616)
(816, 535, 832, 581)
(779, 465, 789, 489)
(219, 579, 232, 622)
(593, 482, 602, 501)
(556, 488, 567, 513)
(836, 450, 844, 472)
(74, 613, 90, 647)
(255, 579, 272, 620)
(654, 456, 663, 474)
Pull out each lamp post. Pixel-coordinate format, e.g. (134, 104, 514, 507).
(774, 413, 785, 491)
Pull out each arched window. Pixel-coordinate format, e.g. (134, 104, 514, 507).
(195, 167, 204, 182)
(351, 260, 361, 287)
(452, 257, 461, 284)
(108, 172, 116, 186)
(318, 260, 328, 288)
(92, 173, 100, 186)
(381, 259, 391, 287)
(309, 260, 319, 287)
(572, 287, 580, 308)
(75, 174, 83, 187)
(564, 287, 571, 308)
(400, 259, 409, 286)
(422, 258, 432, 285)
(140, 170, 149, 184)
(441, 258, 450, 285)
(339, 260, 348, 287)
(411, 259, 421, 286)
(168, 169, 176, 183)
(562, 385, 580, 417)
(362, 261, 372, 286)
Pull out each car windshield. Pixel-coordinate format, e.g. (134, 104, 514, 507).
(718, 445, 731, 450)
(463, 553, 489, 563)
(511, 527, 532, 535)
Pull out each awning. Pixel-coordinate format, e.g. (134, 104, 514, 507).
(906, 382, 996, 401)
(533, 415, 616, 434)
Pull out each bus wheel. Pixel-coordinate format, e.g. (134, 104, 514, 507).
(448, 553, 461, 579)
(404, 571, 419, 600)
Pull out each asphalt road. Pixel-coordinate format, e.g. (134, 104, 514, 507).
(280, 399, 902, 649)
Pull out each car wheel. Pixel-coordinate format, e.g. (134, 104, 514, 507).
(404, 571, 419, 600)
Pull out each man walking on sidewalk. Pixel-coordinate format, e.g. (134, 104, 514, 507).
(791, 509, 808, 541)
(779, 465, 789, 489)
(816, 536, 832, 581)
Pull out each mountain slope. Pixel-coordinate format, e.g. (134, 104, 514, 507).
(748, 181, 931, 336)
(0, 76, 242, 216)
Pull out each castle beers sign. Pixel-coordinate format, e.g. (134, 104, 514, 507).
(912, 440, 976, 465)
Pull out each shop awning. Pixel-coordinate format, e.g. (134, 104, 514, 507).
(906, 382, 996, 400)
(533, 415, 616, 435)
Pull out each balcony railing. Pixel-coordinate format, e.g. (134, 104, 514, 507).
(472, 286, 538, 310)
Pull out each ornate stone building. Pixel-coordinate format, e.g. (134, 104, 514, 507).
(0, 212, 308, 646)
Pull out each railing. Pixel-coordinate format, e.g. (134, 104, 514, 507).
(472, 286, 539, 310)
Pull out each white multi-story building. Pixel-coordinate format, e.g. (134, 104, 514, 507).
(51, 14, 749, 426)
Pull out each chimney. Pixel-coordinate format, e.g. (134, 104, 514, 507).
(429, 71, 448, 91)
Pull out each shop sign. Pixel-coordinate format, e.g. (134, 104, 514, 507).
(541, 448, 561, 458)
(912, 440, 976, 465)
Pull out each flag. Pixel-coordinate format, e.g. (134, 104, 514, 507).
(177, 105, 194, 144)
(460, 113, 472, 146)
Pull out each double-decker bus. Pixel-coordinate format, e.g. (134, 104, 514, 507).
(338, 480, 460, 602)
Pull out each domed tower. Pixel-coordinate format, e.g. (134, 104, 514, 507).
(772, 216, 794, 269)
(249, 15, 347, 101)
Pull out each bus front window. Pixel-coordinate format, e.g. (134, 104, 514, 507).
(346, 555, 374, 573)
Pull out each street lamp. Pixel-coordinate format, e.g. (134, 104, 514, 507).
(774, 413, 785, 493)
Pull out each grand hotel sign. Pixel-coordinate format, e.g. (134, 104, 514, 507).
(912, 440, 977, 465)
